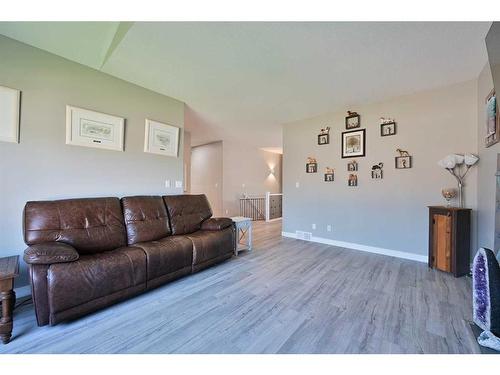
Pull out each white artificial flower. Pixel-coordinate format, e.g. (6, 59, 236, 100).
(453, 154, 465, 164)
(438, 155, 456, 169)
(464, 153, 479, 166)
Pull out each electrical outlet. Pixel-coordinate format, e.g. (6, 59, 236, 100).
(175, 180, 183, 188)
(312, 223, 316, 230)
(327, 225, 332, 232)
(242, 183, 246, 189)
(296, 182, 300, 188)
(165, 180, 171, 188)
(225, 209, 229, 215)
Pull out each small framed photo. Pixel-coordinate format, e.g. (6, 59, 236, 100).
(144, 119, 180, 157)
(395, 156, 412, 169)
(306, 162, 318, 173)
(342, 129, 365, 158)
(318, 134, 329, 145)
(371, 163, 383, 179)
(317, 126, 330, 145)
(66, 105, 125, 151)
(381, 122, 396, 137)
(347, 160, 358, 171)
(324, 167, 334, 182)
(486, 90, 500, 148)
(345, 112, 360, 129)
(0, 85, 21, 144)
(348, 174, 358, 186)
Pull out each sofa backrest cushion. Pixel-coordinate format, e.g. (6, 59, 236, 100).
(24, 197, 127, 254)
(163, 194, 212, 235)
(121, 196, 171, 244)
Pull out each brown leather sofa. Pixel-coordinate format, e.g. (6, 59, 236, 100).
(23, 194, 235, 326)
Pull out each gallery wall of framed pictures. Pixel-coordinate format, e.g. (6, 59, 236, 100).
(305, 110, 412, 187)
(1, 90, 183, 157)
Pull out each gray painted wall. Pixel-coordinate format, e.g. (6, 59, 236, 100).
(476, 63, 499, 251)
(0, 36, 185, 287)
(222, 140, 282, 216)
(283, 80, 478, 258)
(191, 141, 224, 216)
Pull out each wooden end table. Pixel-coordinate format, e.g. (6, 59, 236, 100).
(231, 217, 253, 256)
(0, 255, 19, 344)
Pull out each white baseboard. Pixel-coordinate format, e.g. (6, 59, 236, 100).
(281, 231, 427, 263)
(15, 285, 31, 298)
(266, 217, 283, 223)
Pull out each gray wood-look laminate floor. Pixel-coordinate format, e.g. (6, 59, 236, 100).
(0, 220, 480, 354)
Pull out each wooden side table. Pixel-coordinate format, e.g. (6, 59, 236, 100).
(0, 255, 19, 344)
(428, 206, 471, 277)
(231, 217, 253, 256)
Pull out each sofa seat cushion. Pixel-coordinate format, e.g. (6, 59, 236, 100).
(187, 227, 234, 266)
(47, 246, 146, 314)
(134, 236, 193, 281)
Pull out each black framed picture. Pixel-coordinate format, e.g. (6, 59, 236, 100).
(348, 174, 358, 186)
(345, 112, 360, 129)
(347, 160, 358, 171)
(395, 156, 412, 169)
(318, 133, 329, 145)
(381, 122, 396, 136)
(306, 163, 318, 173)
(371, 162, 383, 179)
(341, 129, 366, 158)
(318, 126, 330, 145)
(324, 167, 334, 181)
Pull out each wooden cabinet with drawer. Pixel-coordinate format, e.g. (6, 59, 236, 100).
(428, 206, 471, 277)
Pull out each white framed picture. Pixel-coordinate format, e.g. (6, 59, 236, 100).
(66, 105, 125, 151)
(144, 119, 180, 157)
(0, 85, 21, 143)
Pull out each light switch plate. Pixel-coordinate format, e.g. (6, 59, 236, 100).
(165, 180, 171, 188)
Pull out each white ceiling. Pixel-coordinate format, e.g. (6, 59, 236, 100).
(0, 22, 491, 148)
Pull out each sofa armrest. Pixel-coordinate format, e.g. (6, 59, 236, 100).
(201, 217, 233, 231)
(24, 242, 79, 265)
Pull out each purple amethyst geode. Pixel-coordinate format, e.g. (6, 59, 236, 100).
(473, 248, 500, 336)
